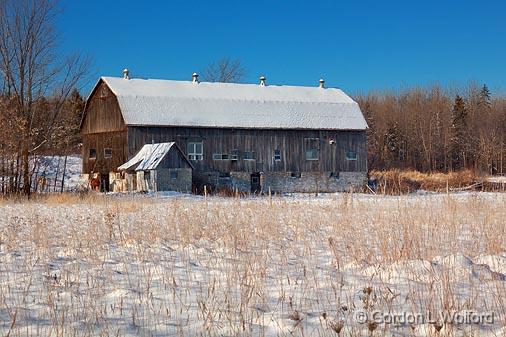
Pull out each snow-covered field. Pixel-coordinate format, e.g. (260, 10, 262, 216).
(0, 192, 505, 336)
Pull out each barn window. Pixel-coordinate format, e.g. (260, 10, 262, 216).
(170, 171, 178, 180)
(213, 153, 229, 160)
(89, 148, 97, 159)
(243, 151, 255, 160)
(230, 149, 239, 161)
(346, 151, 357, 161)
(306, 149, 319, 160)
(104, 148, 112, 159)
(304, 138, 319, 161)
(274, 149, 282, 161)
(187, 142, 203, 161)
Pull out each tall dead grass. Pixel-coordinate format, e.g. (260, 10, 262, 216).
(370, 170, 477, 194)
(0, 193, 504, 336)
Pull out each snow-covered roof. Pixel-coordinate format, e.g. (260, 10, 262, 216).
(99, 77, 368, 130)
(118, 142, 190, 171)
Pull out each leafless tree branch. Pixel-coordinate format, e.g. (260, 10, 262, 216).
(200, 57, 246, 83)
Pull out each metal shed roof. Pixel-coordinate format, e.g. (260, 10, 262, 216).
(118, 142, 191, 171)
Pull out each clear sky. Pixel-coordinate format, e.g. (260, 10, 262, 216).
(58, 0, 506, 95)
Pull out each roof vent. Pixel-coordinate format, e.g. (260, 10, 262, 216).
(259, 76, 266, 86)
(319, 78, 325, 88)
(123, 68, 130, 80)
(192, 72, 199, 84)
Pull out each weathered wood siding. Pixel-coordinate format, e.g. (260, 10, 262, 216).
(81, 80, 128, 174)
(127, 127, 366, 173)
(158, 148, 192, 170)
(82, 131, 128, 174)
(81, 81, 127, 134)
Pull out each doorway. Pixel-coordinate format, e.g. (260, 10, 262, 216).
(100, 174, 110, 192)
(250, 172, 261, 193)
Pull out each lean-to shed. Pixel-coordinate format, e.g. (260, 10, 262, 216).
(116, 142, 193, 192)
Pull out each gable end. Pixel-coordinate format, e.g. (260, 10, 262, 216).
(80, 79, 127, 134)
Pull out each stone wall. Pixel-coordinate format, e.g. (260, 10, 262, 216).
(195, 171, 366, 193)
(193, 171, 235, 193)
(157, 168, 192, 192)
(260, 171, 367, 193)
(230, 172, 251, 192)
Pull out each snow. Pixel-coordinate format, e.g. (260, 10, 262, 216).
(32, 155, 84, 191)
(0, 155, 83, 192)
(0, 191, 504, 336)
(474, 255, 506, 274)
(100, 77, 368, 130)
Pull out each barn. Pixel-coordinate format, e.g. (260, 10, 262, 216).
(80, 70, 368, 193)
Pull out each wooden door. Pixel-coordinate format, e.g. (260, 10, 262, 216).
(250, 173, 261, 193)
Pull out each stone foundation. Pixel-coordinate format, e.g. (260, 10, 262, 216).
(195, 171, 367, 193)
(156, 168, 192, 192)
(230, 172, 251, 192)
(261, 171, 367, 193)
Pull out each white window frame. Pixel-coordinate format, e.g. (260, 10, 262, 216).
(230, 149, 239, 161)
(187, 142, 203, 161)
(213, 153, 230, 161)
(346, 150, 358, 161)
(304, 138, 320, 161)
(104, 148, 112, 159)
(274, 149, 282, 162)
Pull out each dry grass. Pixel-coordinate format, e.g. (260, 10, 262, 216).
(0, 192, 504, 336)
(370, 170, 477, 194)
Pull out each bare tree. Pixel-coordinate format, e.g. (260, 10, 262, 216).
(0, 0, 89, 195)
(200, 58, 245, 83)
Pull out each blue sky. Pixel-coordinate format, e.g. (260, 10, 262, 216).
(58, 0, 506, 95)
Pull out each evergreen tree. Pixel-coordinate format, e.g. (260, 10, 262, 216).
(450, 95, 468, 170)
(383, 123, 404, 167)
(384, 124, 400, 153)
(66, 89, 85, 149)
(52, 89, 85, 153)
(478, 84, 491, 111)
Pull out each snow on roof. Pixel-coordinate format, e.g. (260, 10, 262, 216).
(100, 77, 368, 130)
(118, 142, 186, 171)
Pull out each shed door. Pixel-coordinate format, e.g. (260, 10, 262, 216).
(250, 173, 261, 193)
(101, 175, 109, 192)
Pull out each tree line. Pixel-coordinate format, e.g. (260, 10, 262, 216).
(355, 84, 506, 175)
